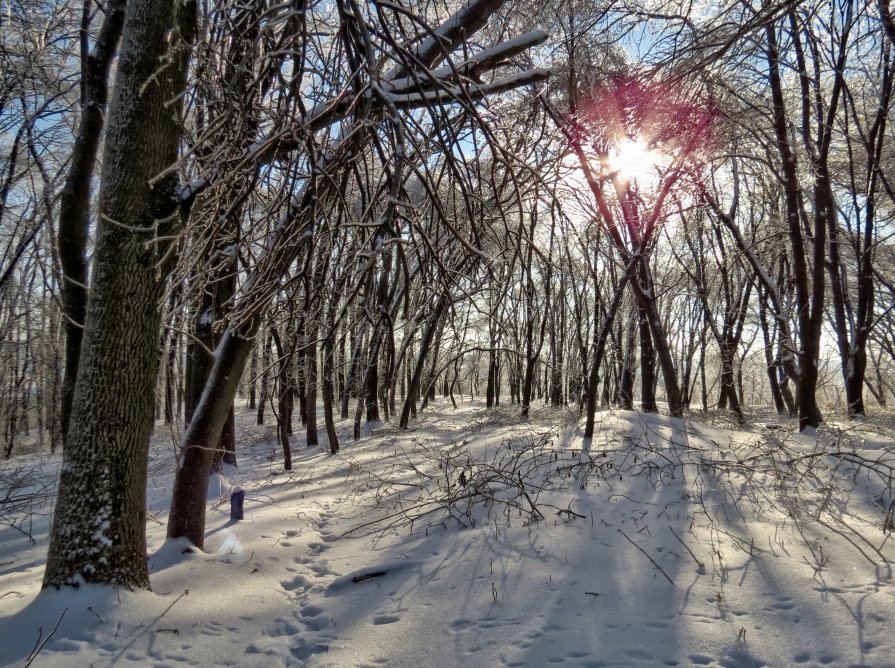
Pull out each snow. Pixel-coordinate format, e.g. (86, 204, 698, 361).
(1, 403, 894, 667)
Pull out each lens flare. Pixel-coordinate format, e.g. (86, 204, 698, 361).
(610, 137, 657, 182)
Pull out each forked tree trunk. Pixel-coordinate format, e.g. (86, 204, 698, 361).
(759, 288, 786, 414)
(718, 342, 744, 423)
(44, 0, 195, 589)
(57, 0, 127, 443)
(616, 310, 637, 410)
(168, 327, 256, 545)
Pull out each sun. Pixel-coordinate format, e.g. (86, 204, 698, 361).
(609, 137, 660, 183)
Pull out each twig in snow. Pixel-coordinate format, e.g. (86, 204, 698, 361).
(669, 527, 705, 572)
(25, 608, 67, 668)
(159, 589, 190, 618)
(111, 589, 190, 664)
(557, 501, 585, 521)
(618, 528, 675, 585)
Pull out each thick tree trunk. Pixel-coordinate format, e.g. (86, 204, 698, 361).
(58, 0, 127, 442)
(629, 273, 682, 416)
(44, 0, 194, 589)
(168, 328, 255, 545)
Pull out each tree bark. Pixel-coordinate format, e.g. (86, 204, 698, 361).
(44, 0, 195, 589)
(57, 0, 127, 442)
(638, 305, 657, 413)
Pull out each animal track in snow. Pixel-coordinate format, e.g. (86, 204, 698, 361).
(282, 574, 312, 592)
(372, 614, 400, 625)
(306, 541, 329, 555)
(200, 620, 224, 637)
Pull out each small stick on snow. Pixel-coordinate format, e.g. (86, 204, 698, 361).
(618, 529, 675, 586)
(25, 608, 67, 668)
(669, 527, 705, 571)
(111, 589, 190, 663)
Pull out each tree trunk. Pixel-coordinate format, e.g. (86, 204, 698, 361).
(257, 332, 272, 425)
(584, 275, 629, 438)
(322, 320, 339, 453)
(44, 0, 195, 589)
(400, 293, 449, 429)
(719, 342, 744, 424)
(57, 0, 128, 443)
(248, 346, 257, 410)
(305, 336, 318, 447)
(638, 305, 657, 413)
(616, 310, 637, 410)
(168, 328, 256, 545)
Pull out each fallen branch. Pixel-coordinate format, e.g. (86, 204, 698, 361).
(618, 528, 675, 585)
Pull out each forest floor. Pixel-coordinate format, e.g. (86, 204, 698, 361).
(1, 400, 894, 667)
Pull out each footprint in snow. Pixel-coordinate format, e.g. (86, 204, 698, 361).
(282, 574, 312, 592)
(448, 618, 475, 632)
(372, 614, 400, 625)
(306, 541, 329, 555)
(299, 604, 325, 618)
(298, 608, 331, 631)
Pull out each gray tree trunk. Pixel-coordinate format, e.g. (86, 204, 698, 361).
(58, 0, 127, 441)
(44, 0, 195, 589)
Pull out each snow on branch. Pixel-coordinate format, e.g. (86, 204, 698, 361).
(385, 67, 551, 108)
(392, 0, 507, 77)
(222, 1, 550, 175)
(384, 29, 549, 94)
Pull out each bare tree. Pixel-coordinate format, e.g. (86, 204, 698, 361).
(166, 0, 549, 548)
(44, 0, 196, 588)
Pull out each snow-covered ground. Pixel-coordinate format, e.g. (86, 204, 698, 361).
(1, 402, 894, 667)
